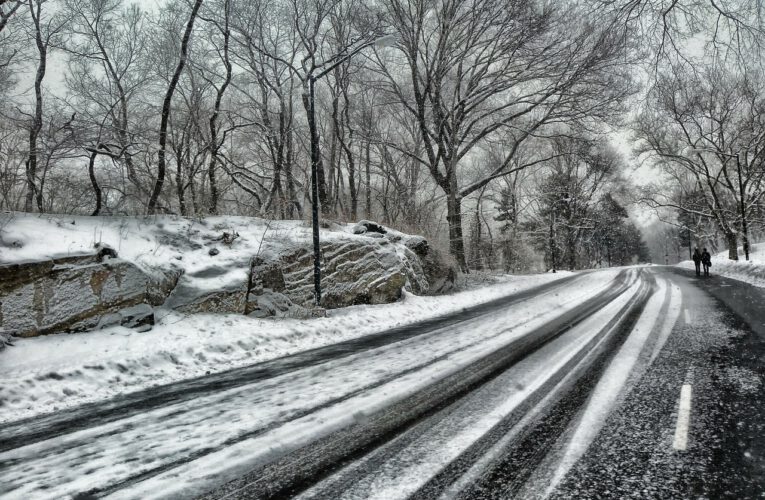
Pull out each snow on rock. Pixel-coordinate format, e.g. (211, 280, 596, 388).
(0, 213, 459, 337)
(0, 253, 151, 337)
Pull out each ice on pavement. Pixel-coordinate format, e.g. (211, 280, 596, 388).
(0, 269, 620, 499)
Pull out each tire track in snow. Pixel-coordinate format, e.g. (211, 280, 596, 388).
(0, 273, 586, 454)
(533, 274, 683, 498)
(294, 277, 650, 500)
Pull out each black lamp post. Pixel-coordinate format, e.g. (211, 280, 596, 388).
(303, 35, 397, 305)
(307, 75, 322, 304)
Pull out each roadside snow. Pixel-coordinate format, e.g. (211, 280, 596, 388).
(676, 243, 765, 287)
(0, 269, 618, 500)
(0, 268, 571, 424)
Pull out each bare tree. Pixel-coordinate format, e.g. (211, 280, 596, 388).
(377, 0, 632, 270)
(147, 0, 204, 214)
(21, 0, 68, 212)
(598, 0, 765, 66)
(230, 0, 302, 218)
(63, 0, 150, 213)
(635, 61, 765, 260)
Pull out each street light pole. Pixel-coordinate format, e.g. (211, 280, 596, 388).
(308, 75, 322, 304)
(304, 35, 397, 306)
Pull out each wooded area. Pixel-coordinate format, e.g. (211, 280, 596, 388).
(1, 0, 763, 270)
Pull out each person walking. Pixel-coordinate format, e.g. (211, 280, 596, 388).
(692, 247, 702, 276)
(701, 248, 712, 277)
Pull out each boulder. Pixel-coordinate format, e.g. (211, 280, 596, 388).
(0, 255, 150, 337)
(162, 258, 253, 314)
(164, 281, 248, 315)
(404, 236, 429, 257)
(419, 246, 457, 294)
(146, 267, 184, 306)
(259, 238, 429, 309)
(97, 303, 155, 332)
(249, 256, 287, 293)
(246, 290, 317, 319)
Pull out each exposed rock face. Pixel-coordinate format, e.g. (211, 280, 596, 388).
(162, 262, 250, 315)
(0, 219, 455, 334)
(419, 247, 457, 294)
(251, 238, 429, 310)
(146, 267, 184, 306)
(0, 254, 150, 337)
(166, 281, 249, 315)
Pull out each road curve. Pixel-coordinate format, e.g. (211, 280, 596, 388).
(4, 266, 762, 499)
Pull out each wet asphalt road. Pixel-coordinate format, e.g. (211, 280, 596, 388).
(535, 267, 765, 499)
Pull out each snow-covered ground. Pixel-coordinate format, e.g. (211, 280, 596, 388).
(676, 242, 765, 287)
(0, 268, 627, 499)
(0, 263, 571, 425)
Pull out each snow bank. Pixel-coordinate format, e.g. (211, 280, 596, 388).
(676, 242, 765, 287)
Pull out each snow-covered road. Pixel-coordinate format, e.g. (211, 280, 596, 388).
(0, 267, 699, 499)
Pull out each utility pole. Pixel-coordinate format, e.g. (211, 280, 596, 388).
(307, 75, 322, 304)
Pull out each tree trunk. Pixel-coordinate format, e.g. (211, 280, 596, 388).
(567, 225, 576, 270)
(89, 150, 102, 215)
(726, 232, 739, 260)
(365, 140, 371, 217)
(549, 210, 557, 273)
(207, 0, 232, 216)
(176, 156, 186, 216)
(147, 0, 203, 214)
(285, 131, 299, 218)
(446, 186, 468, 273)
(26, 1, 47, 213)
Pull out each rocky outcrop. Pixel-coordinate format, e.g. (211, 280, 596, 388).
(0, 254, 151, 337)
(0, 219, 456, 335)
(404, 235, 457, 294)
(165, 280, 249, 315)
(252, 238, 429, 310)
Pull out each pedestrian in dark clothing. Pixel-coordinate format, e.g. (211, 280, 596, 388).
(692, 248, 702, 276)
(701, 248, 712, 276)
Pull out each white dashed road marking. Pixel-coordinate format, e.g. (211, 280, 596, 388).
(684, 308, 691, 325)
(673, 384, 693, 451)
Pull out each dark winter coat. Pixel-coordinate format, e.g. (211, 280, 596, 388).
(701, 251, 711, 266)
(692, 250, 701, 263)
